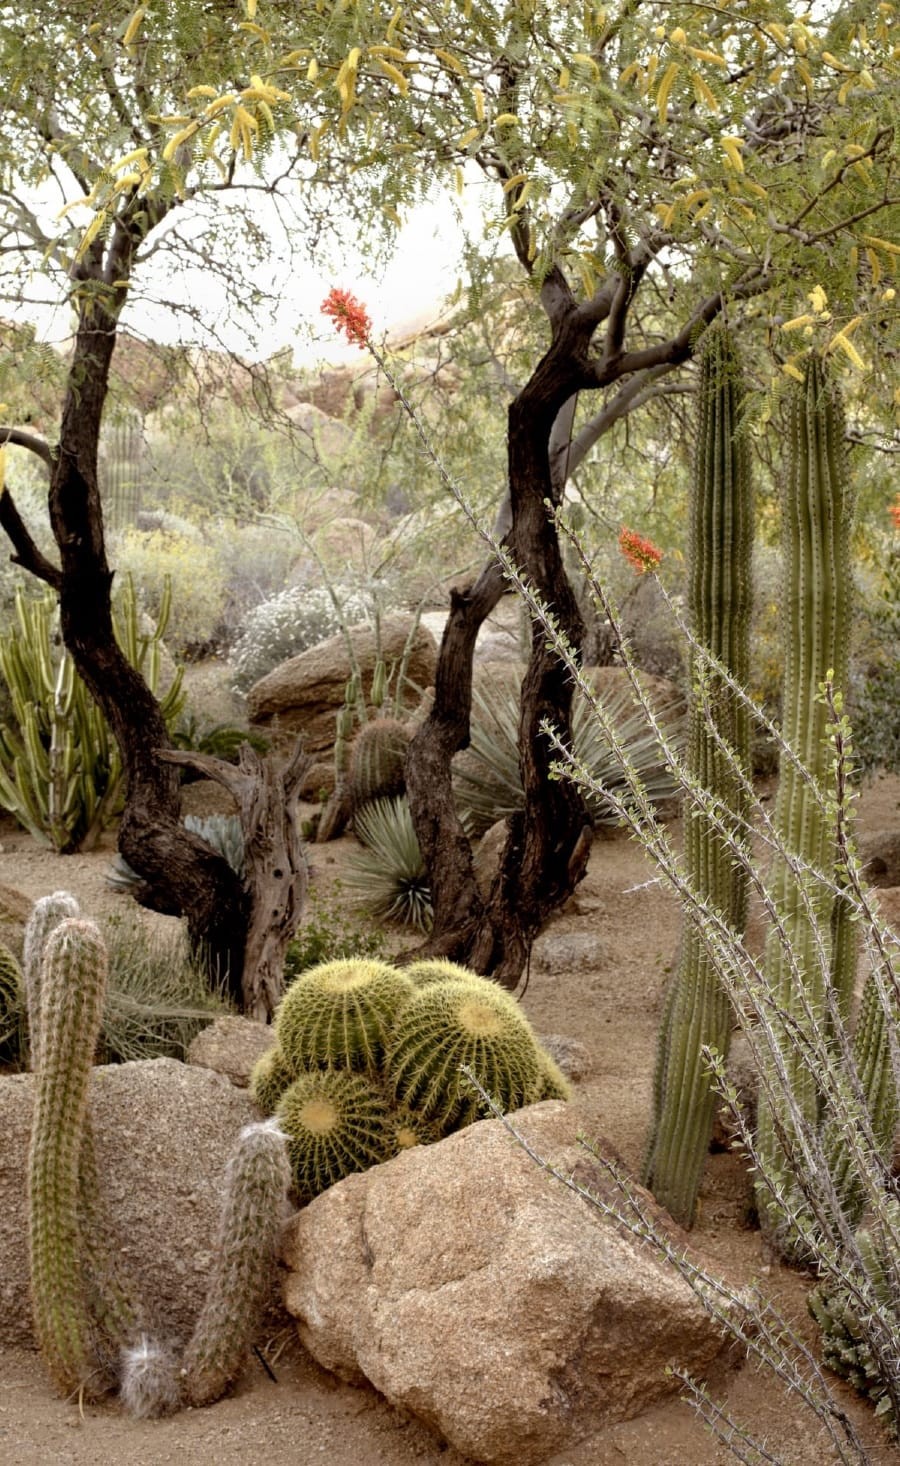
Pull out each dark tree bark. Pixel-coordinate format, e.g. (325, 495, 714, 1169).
(0, 216, 301, 1018)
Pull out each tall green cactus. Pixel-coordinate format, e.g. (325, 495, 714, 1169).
(179, 1118, 291, 1408)
(0, 578, 184, 851)
(643, 326, 754, 1226)
(100, 413, 143, 529)
(755, 354, 855, 1255)
(27, 918, 111, 1398)
(347, 716, 410, 820)
(25, 894, 291, 1415)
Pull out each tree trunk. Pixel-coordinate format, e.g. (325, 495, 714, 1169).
(37, 253, 254, 1007)
(404, 319, 592, 984)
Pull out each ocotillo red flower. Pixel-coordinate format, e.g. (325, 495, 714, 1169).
(618, 526, 663, 574)
(321, 287, 371, 346)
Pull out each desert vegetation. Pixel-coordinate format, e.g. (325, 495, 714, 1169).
(0, 0, 898, 1461)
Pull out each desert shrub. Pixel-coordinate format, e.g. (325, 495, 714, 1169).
(283, 879, 386, 982)
(97, 912, 229, 1064)
(202, 518, 301, 644)
(111, 526, 227, 657)
(229, 582, 373, 692)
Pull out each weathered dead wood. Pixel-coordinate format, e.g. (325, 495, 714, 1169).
(160, 741, 310, 1021)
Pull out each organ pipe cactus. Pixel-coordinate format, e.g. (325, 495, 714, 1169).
(642, 326, 754, 1226)
(754, 354, 856, 1256)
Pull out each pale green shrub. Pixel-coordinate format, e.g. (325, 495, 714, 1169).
(111, 527, 226, 656)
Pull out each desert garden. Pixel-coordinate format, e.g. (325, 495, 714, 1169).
(1, 2, 899, 1462)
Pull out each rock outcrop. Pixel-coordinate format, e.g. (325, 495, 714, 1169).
(0, 1058, 268, 1350)
(281, 1101, 735, 1465)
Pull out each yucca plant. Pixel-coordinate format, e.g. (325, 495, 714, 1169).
(454, 674, 683, 839)
(345, 795, 433, 931)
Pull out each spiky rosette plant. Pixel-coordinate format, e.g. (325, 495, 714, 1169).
(274, 958, 414, 1073)
(180, 1119, 291, 1408)
(756, 354, 856, 1257)
(385, 978, 545, 1133)
(249, 1043, 296, 1115)
(276, 1068, 391, 1201)
(345, 796, 433, 931)
(643, 325, 754, 1227)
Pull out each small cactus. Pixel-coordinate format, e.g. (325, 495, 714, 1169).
(180, 1119, 291, 1408)
(275, 958, 414, 1073)
(385, 979, 545, 1132)
(276, 1069, 391, 1201)
(22, 890, 80, 1069)
(347, 716, 410, 819)
(27, 918, 110, 1398)
(249, 1044, 296, 1115)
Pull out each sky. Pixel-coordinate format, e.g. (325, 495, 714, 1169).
(12, 176, 495, 370)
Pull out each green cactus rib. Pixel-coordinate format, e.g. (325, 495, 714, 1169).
(181, 1119, 291, 1408)
(277, 1069, 391, 1201)
(404, 957, 485, 987)
(27, 918, 109, 1399)
(275, 958, 414, 1073)
(755, 355, 855, 1255)
(643, 326, 753, 1226)
(348, 716, 410, 818)
(249, 1043, 297, 1115)
(385, 978, 544, 1133)
(22, 890, 81, 1070)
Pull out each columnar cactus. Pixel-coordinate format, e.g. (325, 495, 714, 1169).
(755, 353, 855, 1254)
(643, 326, 754, 1226)
(27, 918, 110, 1398)
(22, 889, 80, 1068)
(180, 1119, 291, 1407)
(347, 715, 410, 819)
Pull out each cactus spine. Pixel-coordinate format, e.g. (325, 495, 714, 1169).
(277, 1068, 391, 1201)
(643, 326, 754, 1226)
(23, 890, 81, 1070)
(275, 958, 414, 1073)
(27, 918, 110, 1398)
(180, 1119, 291, 1407)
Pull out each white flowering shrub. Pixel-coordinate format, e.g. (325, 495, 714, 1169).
(230, 583, 373, 692)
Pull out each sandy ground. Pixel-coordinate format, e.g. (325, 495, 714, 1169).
(1, 774, 899, 1466)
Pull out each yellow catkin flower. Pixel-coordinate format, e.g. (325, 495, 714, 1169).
(721, 136, 745, 171)
(122, 6, 145, 48)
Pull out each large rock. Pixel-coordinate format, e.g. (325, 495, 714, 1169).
(186, 1015, 274, 1088)
(281, 1102, 734, 1465)
(0, 1058, 272, 1350)
(246, 615, 438, 758)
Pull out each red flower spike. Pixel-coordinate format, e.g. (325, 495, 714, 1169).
(321, 287, 372, 347)
(619, 526, 663, 575)
(889, 496, 900, 532)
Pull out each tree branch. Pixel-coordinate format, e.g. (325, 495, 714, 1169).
(0, 488, 63, 589)
(0, 425, 55, 467)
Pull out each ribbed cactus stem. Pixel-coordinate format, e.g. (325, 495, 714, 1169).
(823, 960, 898, 1224)
(180, 1119, 291, 1408)
(348, 716, 409, 819)
(27, 918, 108, 1399)
(756, 354, 854, 1255)
(642, 327, 753, 1226)
(22, 890, 80, 1071)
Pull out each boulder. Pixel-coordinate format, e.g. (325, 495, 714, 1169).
(0, 1058, 273, 1350)
(531, 927, 610, 974)
(281, 1102, 734, 1465)
(186, 1015, 275, 1088)
(860, 830, 900, 889)
(247, 615, 438, 756)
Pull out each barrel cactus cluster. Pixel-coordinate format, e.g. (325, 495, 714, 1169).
(250, 955, 570, 1201)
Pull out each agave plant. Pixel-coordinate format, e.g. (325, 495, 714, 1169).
(454, 675, 683, 838)
(345, 795, 433, 932)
